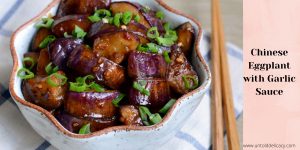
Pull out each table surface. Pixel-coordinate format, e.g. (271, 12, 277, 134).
(163, 0, 243, 149)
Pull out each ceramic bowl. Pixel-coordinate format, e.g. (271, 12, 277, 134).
(9, 0, 211, 149)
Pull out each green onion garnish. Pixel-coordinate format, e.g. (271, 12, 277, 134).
(72, 25, 87, 39)
(155, 11, 164, 20)
(17, 68, 34, 79)
(113, 13, 122, 27)
(134, 15, 140, 22)
(70, 82, 87, 92)
(35, 17, 54, 29)
(64, 32, 72, 38)
(95, 9, 111, 17)
(39, 35, 56, 49)
(163, 51, 171, 64)
(156, 37, 175, 46)
(46, 72, 67, 87)
(142, 6, 151, 13)
(149, 113, 162, 125)
(112, 93, 125, 107)
(159, 99, 176, 114)
(182, 75, 199, 90)
(163, 22, 171, 31)
(106, 17, 114, 24)
(147, 27, 159, 39)
(139, 106, 162, 126)
(79, 123, 91, 134)
(45, 62, 59, 75)
(22, 57, 35, 70)
(88, 14, 101, 23)
(69, 75, 104, 92)
(88, 82, 105, 92)
(147, 43, 159, 53)
(122, 11, 132, 25)
(133, 81, 150, 96)
(137, 44, 148, 52)
(164, 30, 178, 41)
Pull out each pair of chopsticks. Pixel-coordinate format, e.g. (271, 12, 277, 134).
(211, 0, 240, 149)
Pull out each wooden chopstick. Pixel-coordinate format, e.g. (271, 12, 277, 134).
(211, 0, 224, 149)
(211, 0, 241, 149)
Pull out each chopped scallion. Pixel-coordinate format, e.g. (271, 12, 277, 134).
(72, 25, 87, 39)
(79, 124, 91, 134)
(113, 13, 122, 27)
(163, 51, 171, 64)
(112, 93, 125, 107)
(35, 17, 54, 29)
(159, 99, 176, 114)
(149, 113, 162, 125)
(17, 68, 34, 79)
(155, 11, 164, 20)
(147, 27, 159, 39)
(182, 75, 199, 90)
(45, 62, 59, 75)
(47, 72, 67, 87)
(122, 11, 132, 25)
(147, 43, 159, 53)
(156, 37, 174, 46)
(39, 35, 56, 48)
(137, 44, 148, 52)
(22, 57, 35, 70)
(133, 81, 150, 96)
(134, 15, 140, 22)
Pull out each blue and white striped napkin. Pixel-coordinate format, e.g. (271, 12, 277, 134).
(0, 0, 243, 149)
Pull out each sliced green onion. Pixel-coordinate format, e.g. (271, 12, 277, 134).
(39, 35, 56, 48)
(47, 73, 67, 87)
(134, 15, 140, 22)
(122, 11, 132, 25)
(164, 30, 178, 41)
(88, 14, 101, 23)
(147, 27, 159, 39)
(113, 13, 122, 27)
(72, 25, 87, 39)
(159, 99, 176, 114)
(163, 51, 171, 64)
(88, 82, 105, 92)
(156, 37, 175, 46)
(17, 68, 34, 79)
(22, 57, 35, 70)
(112, 93, 125, 107)
(45, 62, 59, 75)
(156, 11, 164, 20)
(106, 17, 114, 24)
(147, 43, 159, 53)
(182, 75, 199, 90)
(149, 113, 162, 125)
(139, 106, 152, 122)
(142, 6, 151, 13)
(137, 44, 148, 52)
(163, 22, 171, 31)
(79, 123, 91, 134)
(64, 32, 72, 38)
(95, 9, 111, 17)
(133, 81, 150, 96)
(70, 82, 87, 92)
(35, 17, 54, 29)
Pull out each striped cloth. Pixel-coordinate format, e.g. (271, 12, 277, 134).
(0, 0, 243, 150)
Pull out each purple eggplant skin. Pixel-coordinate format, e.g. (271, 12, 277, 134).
(127, 51, 168, 79)
(54, 110, 116, 133)
(67, 45, 98, 75)
(48, 38, 83, 70)
(129, 79, 171, 110)
(167, 46, 199, 94)
(65, 91, 119, 118)
(93, 57, 126, 90)
(22, 71, 67, 110)
(52, 15, 92, 37)
(119, 105, 143, 126)
(56, 0, 111, 17)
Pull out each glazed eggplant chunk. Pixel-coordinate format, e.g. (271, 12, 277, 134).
(18, 0, 201, 134)
(22, 71, 67, 110)
(127, 51, 168, 79)
(167, 47, 199, 94)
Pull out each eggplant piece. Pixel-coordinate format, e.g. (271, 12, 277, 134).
(52, 15, 92, 37)
(36, 49, 50, 76)
(167, 47, 199, 94)
(119, 105, 143, 126)
(110, 2, 151, 28)
(55, 110, 116, 133)
(176, 22, 195, 56)
(22, 71, 67, 110)
(23, 52, 39, 70)
(93, 31, 140, 64)
(67, 46, 125, 89)
(88, 22, 119, 40)
(127, 51, 168, 79)
(48, 38, 83, 70)
(129, 79, 170, 109)
(93, 57, 126, 89)
(65, 91, 119, 118)
(57, 0, 111, 17)
(31, 28, 52, 51)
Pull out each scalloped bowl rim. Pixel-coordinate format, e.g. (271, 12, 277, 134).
(9, 0, 211, 139)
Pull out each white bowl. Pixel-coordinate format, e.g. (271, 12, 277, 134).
(9, 0, 211, 149)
